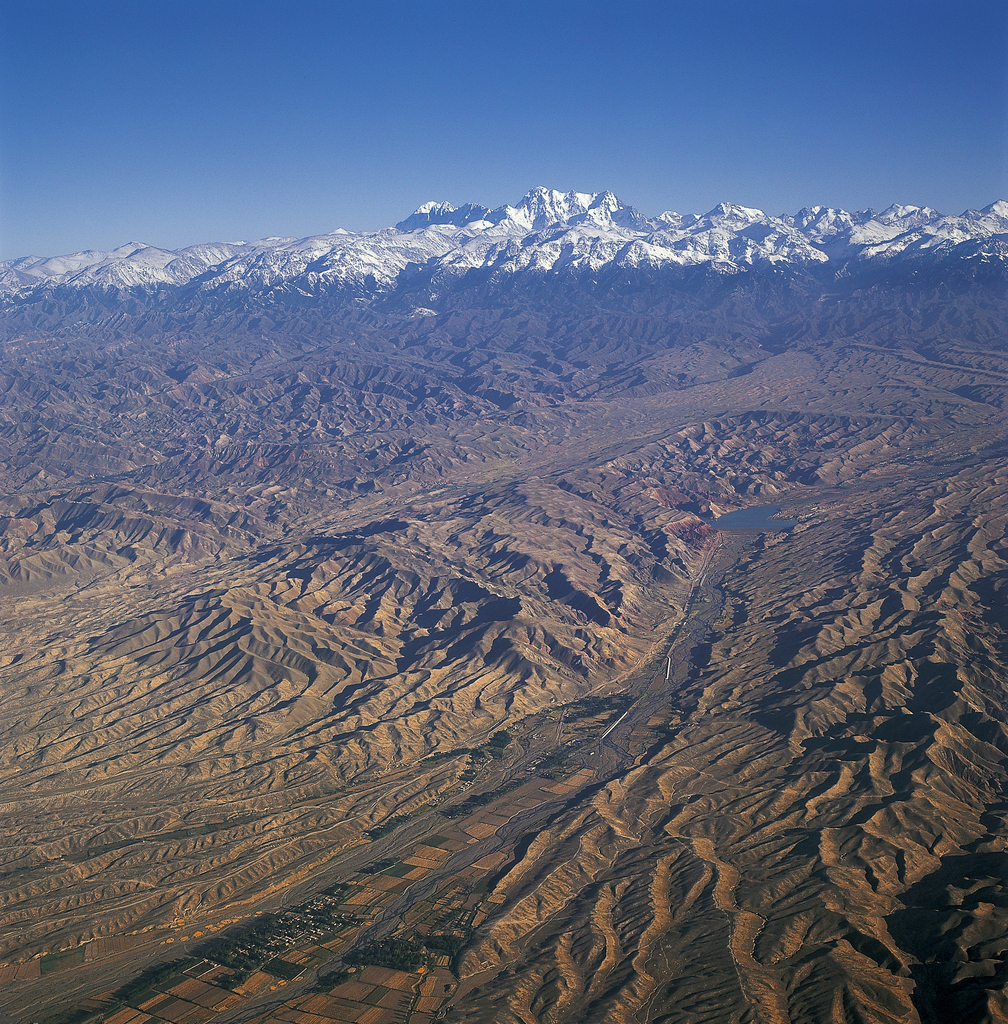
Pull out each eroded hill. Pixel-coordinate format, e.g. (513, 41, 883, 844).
(0, 258, 1005, 1023)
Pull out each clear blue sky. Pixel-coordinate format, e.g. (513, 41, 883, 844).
(2, 0, 1005, 259)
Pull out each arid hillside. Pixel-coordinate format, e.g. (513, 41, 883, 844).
(0, 270, 1005, 1023)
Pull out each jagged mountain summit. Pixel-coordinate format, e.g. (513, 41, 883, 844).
(2, 189, 1006, 306)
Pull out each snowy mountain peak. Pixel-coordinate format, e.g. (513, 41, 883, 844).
(395, 201, 491, 233)
(591, 190, 622, 213)
(3, 189, 1005, 303)
(877, 204, 941, 227)
(495, 188, 599, 231)
(655, 211, 690, 230)
(416, 201, 456, 215)
(704, 202, 766, 227)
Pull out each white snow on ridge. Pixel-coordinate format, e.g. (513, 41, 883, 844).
(3, 189, 1006, 299)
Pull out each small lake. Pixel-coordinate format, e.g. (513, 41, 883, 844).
(706, 504, 797, 531)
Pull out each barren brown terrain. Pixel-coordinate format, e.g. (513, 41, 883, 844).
(0, 273, 1006, 1023)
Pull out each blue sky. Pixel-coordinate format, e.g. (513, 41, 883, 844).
(2, 0, 1005, 259)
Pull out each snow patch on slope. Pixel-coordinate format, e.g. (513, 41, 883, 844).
(3, 189, 1006, 301)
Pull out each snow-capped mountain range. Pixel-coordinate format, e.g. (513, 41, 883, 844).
(3, 188, 1006, 303)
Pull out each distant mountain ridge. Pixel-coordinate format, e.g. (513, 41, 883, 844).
(2, 188, 1006, 314)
